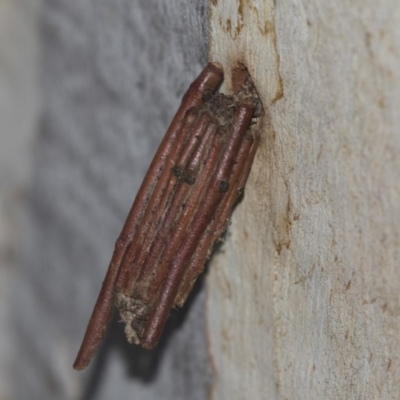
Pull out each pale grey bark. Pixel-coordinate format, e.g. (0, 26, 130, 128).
(6, 1, 400, 399)
(0, 0, 40, 398)
(9, 1, 212, 399)
(209, 1, 400, 399)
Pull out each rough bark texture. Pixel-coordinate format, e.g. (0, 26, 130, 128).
(6, 0, 400, 399)
(208, 1, 400, 399)
(10, 1, 212, 399)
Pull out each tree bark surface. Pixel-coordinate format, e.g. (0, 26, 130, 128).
(12, 1, 212, 399)
(208, 1, 400, 399)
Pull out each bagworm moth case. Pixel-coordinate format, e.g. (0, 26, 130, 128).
(74, 62, 261, 370)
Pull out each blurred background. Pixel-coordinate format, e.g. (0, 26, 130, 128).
(0, 0, 212, 399)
